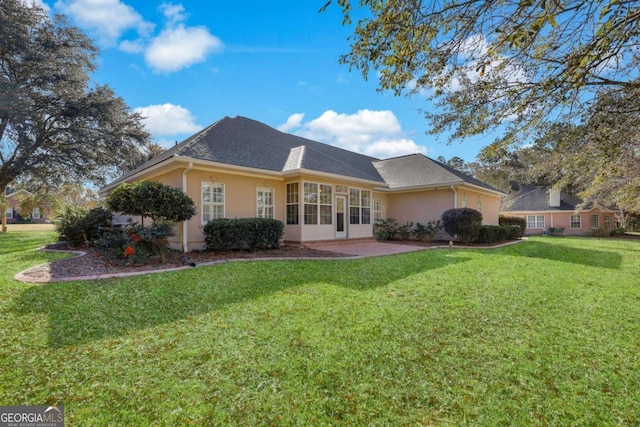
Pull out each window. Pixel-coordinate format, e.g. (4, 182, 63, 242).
(349, 188, 371, 225)
(32, 207, 41, 219)
(319, 184, 332, 225)
(304, 183, 318, 225)
(303, 182, 332, 225)
(202, 182, 224, 223)
(257, 187, 274, 219)
(570, 214, 581, 229)
(286, 182, 299, 225)
(604, 215, 611, 229)
(590, 214, 600, 229)
(5, 207, 13, 219)
(336, 185, 348, 193)
(373, 199, 382, 222)
(476, 198, 482, 211)
(526, 215, 545, 229)
(461, 195, 468, 208)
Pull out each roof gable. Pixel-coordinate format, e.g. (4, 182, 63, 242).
(373, 154, 501, 192)
(501, 184, 584, 212)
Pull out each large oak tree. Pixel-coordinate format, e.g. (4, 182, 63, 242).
(0, 0, 150, 229)
(325, 0, 640, 142)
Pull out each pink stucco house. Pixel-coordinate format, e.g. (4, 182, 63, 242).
(500, 183, 618, 235)
(101, 116, 504, 251)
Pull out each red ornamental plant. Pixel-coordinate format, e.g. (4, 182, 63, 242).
(123, 245, 135, 257)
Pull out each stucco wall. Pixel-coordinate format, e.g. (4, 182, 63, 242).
(386, 188, 455, 224)
(457, 188, 501, 225)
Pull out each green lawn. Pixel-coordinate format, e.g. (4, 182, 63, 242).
(1, 232, 639, 426)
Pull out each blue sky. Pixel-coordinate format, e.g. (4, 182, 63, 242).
(37, 0, 497, 162)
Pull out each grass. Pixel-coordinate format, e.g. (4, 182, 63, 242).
(1, 232, 640, 426)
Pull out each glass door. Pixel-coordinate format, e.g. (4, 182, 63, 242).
(335, 195, 347, 238)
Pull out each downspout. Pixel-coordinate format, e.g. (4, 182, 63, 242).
(182, 162, 193, 253)
(451, 186, 458, 208)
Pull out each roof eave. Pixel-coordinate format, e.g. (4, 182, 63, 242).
(282, 168, 387, 187)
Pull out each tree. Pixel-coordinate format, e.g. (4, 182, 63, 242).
(324, 0, 640, 142)
(0, 0, 150, 230)
(106, 181, 196, 225)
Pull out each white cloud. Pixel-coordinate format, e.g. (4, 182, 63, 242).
(277, 113, 305, 132)
(144, 24, 222, 73)
(278, 110, 430, 159)
(134, 103, 203, 144)
(55, 0, 222, 73)
(54, 0, 153, 45)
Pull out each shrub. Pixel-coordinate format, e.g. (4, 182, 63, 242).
(610, 227, 626, 236)
(374, 218, 399, 241)
(204, 218, 284, 252)
(476, 225, 521, 243)
(499, 215, 527, 237)
(53, 206, 112, 247)
(107, 181, 196, 225)
(547, 227, 565, 236)
(441, 208, 483, 244)
(413, 220, 444, 241)
(96, 221, 175, 264)
(396, 221, 414, 240)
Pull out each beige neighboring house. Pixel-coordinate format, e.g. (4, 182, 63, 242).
(500, 183, 618, 235)
(100, 116, 504, 251)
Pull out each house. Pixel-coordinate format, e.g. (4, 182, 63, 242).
(500, 183, 618, 235)
(3, 189, 47, 224)
(100, 116, 504, 251)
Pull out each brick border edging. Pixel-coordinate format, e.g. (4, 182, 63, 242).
(14, 239, 525, 284)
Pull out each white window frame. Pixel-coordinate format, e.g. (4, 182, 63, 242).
(476, 198, 482, 211)
(202, 182, 225, 224)
(349, 188, 371, 225)
(590, 214, 600, 229)
(527, 215, 545, 229)
(570, 214, 581, 229)
(373, 199, 382, 222)
(604, 215, 611, 229)
(461, 195, 468, 208)
(256, 187, 274, 219)
(32, 207, 41, 219)
(303, 182, 332, 225)
(5, 207, 13, 219)
(286, 182, 299, 225)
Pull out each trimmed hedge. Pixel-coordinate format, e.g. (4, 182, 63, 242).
(499, 215, 527, 237)
(442, 208, 483, 244)
(204, 218, 284, 251)
(476, 225, 521, 243)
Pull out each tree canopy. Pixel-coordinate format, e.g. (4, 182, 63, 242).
(0, 0, 150, 195)
(325, 0, 640, 142)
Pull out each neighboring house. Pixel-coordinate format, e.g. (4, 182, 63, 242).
(3, 189, 47, 224)
(500, 183, 618, 235)
(100, 116, 504, 251)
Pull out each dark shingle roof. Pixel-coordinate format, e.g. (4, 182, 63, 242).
(373, 154, 502, 192)
(501, 183, 584, 211)
(117, 116, 385, 183)
(107, 117, 501, 194)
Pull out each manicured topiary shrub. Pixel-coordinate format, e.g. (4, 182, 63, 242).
(499, 215, 527, 237)
(107, 180, 196, 225)
(204, 218, 284, 251)
(441, 208, 483, 244)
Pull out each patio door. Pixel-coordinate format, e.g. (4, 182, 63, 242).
(335, 195, 347, 238)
